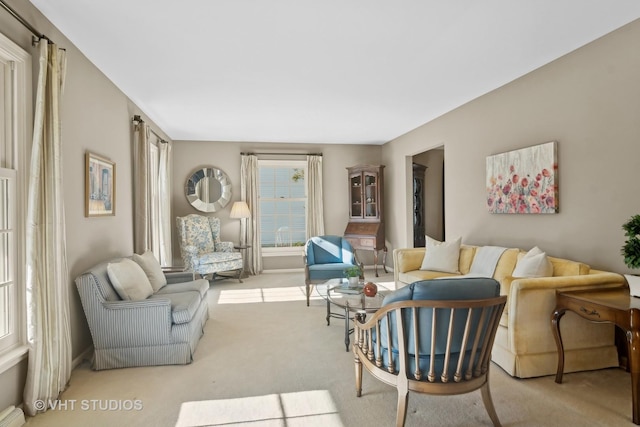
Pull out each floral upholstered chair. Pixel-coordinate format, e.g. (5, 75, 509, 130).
(176, 214, 244, 282)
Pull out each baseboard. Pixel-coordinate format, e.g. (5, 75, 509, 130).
(362, 265, 394, 273)
(261, 268, 303, 274)
(261, 265, 393, 275)
(72, 346, 93, 370)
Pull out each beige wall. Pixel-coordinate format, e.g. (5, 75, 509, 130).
(382, 19, 640, 273)
(0, 0, 170, 410)
(171, 141, 383, 269)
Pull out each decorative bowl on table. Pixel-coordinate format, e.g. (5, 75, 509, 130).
(363, 282, 378, 297)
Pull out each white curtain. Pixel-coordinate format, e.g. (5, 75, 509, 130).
(241, 154, 261, 275)
(306, 155, 324, 238)
(133, 122, 150, 254)
(133, 123, 172, 265)
(23, 42, 72, 416)
(158, 141, 172, 265)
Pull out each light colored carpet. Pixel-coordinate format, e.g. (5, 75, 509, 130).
(175, 390, 343, 427)
(24, 271, 633, 426)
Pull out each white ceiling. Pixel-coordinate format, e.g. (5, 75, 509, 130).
(29, 1, 640, 144)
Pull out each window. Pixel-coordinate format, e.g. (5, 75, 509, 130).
(0, 169, 16, 351)
(0, 32, 30, 368)
(259, 160, 306, 255)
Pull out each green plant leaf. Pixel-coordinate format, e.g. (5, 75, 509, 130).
(622, 216, 640, 269)
(343, 266, 361, 277)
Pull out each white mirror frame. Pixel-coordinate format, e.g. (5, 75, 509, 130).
(185, 166, 232, 212)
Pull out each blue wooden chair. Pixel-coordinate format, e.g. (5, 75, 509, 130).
(353, 278, 506, 427)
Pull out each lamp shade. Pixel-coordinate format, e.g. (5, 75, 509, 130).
(230, 201, 251, 219)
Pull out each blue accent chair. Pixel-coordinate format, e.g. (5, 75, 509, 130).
(303, 235, 362, 306)
(353, 278, 506, 427)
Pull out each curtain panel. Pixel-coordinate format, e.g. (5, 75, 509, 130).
(158, 141, 173, 265)
(133, 123, 151, 254)
(306, 155, 324, 238)
(240, 154, 261, 275)
(133, 123, 172, 265)
(23, 42, 72, 416)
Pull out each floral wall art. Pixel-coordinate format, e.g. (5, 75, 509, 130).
(486, 141, 558, 214)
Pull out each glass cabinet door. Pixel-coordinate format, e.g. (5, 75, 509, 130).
(350, 173, 363, 218)
(364, 172, 378, 218)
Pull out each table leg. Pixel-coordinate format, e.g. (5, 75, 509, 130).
(326, 297, 330, 326)
(374, 250, 379, 277)
(382, 247, 388, 273)
(551, 307, 566, 384)
(628, 328, 640, 424)
(238, 247, 249, 279)
(344, 305, 350, 352)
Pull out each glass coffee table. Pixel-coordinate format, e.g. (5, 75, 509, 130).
(317, 278, 388, 352)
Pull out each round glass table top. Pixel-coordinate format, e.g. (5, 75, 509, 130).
(318, 278, 388, 312)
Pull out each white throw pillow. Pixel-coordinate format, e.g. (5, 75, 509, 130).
(107, 259, 154, 301)
(132, 251, 167, 292)
(512, 246, 553, 278)
(420, 236, 462, 274)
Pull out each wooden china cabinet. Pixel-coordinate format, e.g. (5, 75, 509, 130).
(343, 165, 387, 277)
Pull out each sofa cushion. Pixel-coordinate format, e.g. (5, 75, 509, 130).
(155, 278, 209, 299)
(197, 251, 243, 265)
(420, 236, 461, 274)
(458, 246, 477, 274)
(148, 291, 202, 325)
(513, 247, 553, 278)
(548, 256, 590, 276)
(492, 248, 520, 282)
(399, 270, 460, 285)
(132, 251, 167, 292)
(107, 259, 154, 301)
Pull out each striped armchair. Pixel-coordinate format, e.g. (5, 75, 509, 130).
(75, 258, 209, 370)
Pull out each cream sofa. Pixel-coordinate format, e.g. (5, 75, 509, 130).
(393, 245, 626, 378)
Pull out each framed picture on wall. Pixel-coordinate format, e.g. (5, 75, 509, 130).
(85, 152, 116, 217)
(486, 141, 558, 214)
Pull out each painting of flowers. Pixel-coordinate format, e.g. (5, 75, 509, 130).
(486, 141, 558, 214)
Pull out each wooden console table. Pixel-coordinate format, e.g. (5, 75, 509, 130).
(552, 286, 639, 424)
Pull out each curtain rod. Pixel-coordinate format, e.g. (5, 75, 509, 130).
(0, 0, 52, 45)
(241, 152, 322, 156)
(132, 115, 168, 144)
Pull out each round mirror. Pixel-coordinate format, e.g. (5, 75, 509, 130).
(185, 166, 232, 212)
